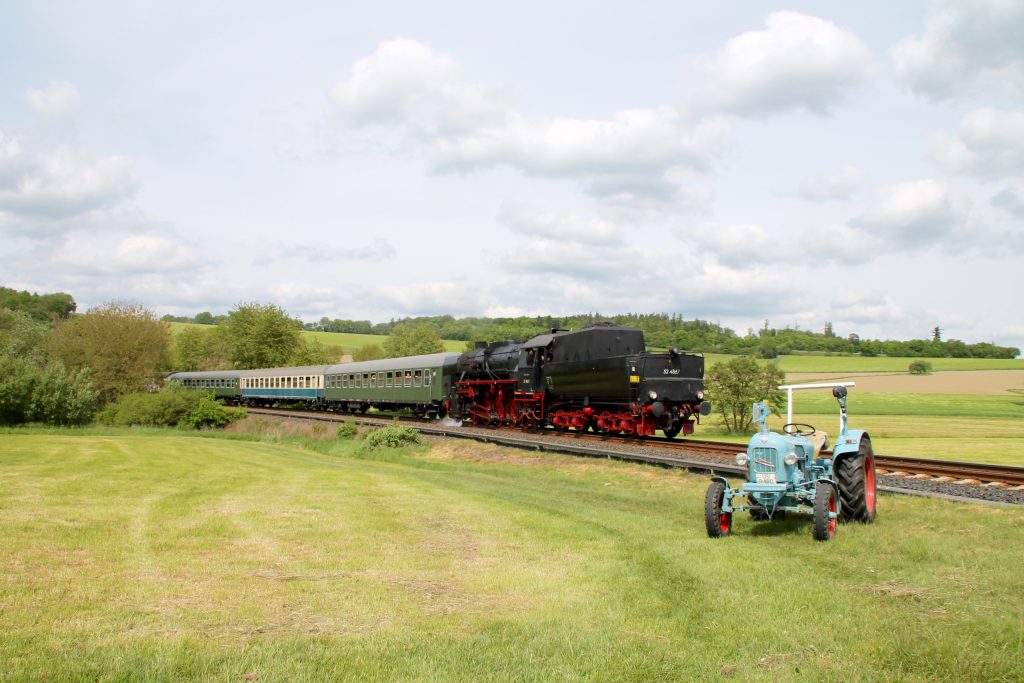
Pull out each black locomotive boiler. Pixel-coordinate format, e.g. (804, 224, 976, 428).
(450, 324, 710, 437)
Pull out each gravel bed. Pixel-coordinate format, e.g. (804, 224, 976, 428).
(877, 474, 1024, 506)
(253, 411, 1024, 506)
(430, 424, 1024, 506)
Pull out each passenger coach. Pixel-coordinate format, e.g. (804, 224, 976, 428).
(166, 370, 242, 403)
(325, 353, 458, 417)
(239, 365, 331, 406)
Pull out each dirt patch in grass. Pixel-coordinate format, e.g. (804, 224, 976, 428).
(224, 414, 362, 439)
(786, 370, 1024, 395)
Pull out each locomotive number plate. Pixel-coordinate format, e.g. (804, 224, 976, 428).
(756, 473, 777, 484)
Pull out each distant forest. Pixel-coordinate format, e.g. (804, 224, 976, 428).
(161, 309, 1020, 360)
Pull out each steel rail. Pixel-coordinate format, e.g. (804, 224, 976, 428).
(243, 407, 1024, 489)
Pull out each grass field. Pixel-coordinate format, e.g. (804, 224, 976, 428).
(167, 322, 467, 355)
(1, 430, 1022, 682)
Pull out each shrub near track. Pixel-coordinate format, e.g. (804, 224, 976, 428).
(1, 430, 1022, 682)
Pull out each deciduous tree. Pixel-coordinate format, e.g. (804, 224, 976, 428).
(45, 301, 170, 405)
(705, 356, 784, 433)
(353, 343, 383, 361)
(223, 302, 302, 369)
(382, 324, 444, 358)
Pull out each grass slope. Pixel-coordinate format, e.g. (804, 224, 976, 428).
(2, 431, 1022, 682)
(167, 322, 466, 354)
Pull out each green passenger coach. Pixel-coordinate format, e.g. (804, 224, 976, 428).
(166, 370, 242, 402)
(325, 353, 459, 417)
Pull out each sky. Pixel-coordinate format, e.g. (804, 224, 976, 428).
(1, 1, 1022, 350)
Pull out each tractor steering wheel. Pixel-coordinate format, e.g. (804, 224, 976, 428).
(783, 423, 816, 437)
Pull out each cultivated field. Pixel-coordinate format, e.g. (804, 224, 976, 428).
(2, 430, 1022, 682)
(698, 357, 1024, 467)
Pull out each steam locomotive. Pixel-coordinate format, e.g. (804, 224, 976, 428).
(451, 324, 710, 437)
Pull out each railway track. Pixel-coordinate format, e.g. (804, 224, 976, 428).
(244, 407, 1024, 494)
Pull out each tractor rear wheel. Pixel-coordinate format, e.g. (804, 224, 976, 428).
(704, 481, 732, 538)
(813, 483, 838, 541)
(835, 437, 878, 523)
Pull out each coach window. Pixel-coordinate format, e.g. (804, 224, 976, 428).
(404, 371, 412, 387)
(424, 370, 431, 386)
(368, 373, 374, 388)
(384, 372, 392, 387)
(413, 370, 422, 387)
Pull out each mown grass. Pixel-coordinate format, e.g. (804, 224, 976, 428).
(1, 430, 1022, 682)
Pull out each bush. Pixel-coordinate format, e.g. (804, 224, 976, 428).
(0, 355, 96, 426)
(909, 360, 933, 375)
(336, 422, 359, 439)
(187, 395, 245, 429)
(98, 384, 244, 429)
(361, 423, 420, 450)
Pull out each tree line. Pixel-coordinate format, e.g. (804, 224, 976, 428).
(0, 290, 448, 426)
(301, 312, 1019, 360)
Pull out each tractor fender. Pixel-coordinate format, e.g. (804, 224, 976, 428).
(710, 474, 732, 488)
(831, 429, 869, 469)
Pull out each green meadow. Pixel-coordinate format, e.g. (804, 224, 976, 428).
(168, 322, 467, 355)
(2, 430, 1022, 682)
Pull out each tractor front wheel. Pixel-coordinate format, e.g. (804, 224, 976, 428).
(813, 483, 838, 541)
(836, 437, 878, 523)
(704, 481, 733, 538)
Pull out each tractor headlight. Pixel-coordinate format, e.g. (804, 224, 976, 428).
(649, 390, 658, 400)
(735, 453, 749, 466)
(784, 451, 799, 466)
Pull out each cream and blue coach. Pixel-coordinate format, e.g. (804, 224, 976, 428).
(238, 365, 331, 406)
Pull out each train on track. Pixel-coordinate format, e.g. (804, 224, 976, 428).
(167, 323, 711, 438)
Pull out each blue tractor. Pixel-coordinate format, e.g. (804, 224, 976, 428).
(704, 383, 877, 541)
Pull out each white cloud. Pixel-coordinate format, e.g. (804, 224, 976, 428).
(829, 289, 912, 327)
(498, 203, 624, 246)
(854, 180, 970, 246)
(929, 108, 1024, 177)
(991, 186, 1024, 218)
(56, 234, 196, 274)
(328, 38, 506, 135)
(279, 238, 396, 263)
(0, 133, 137, 228)
(681, 221, 776, 268)
(25, 81, 80, 119)
(799, 165, 863, 201)
(692, 11, 875, 116)
(426, 108, 729, 178)
(354, 280, 488, 317)
(328, 39, 730, 210)
(892, 0, 1024, 100)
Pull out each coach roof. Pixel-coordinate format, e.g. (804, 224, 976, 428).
(327, 352, 459, 376)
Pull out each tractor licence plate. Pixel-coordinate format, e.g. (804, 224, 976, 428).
(756, 472, 777, 484)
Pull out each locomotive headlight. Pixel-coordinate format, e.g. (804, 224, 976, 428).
(735, 453, 749, 466)
(697, 390, 704, 400)
(784, 451, 799, 466)
(649, 390, 658, 400)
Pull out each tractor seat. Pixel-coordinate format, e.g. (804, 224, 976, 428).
(808, 432, 830, 459)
